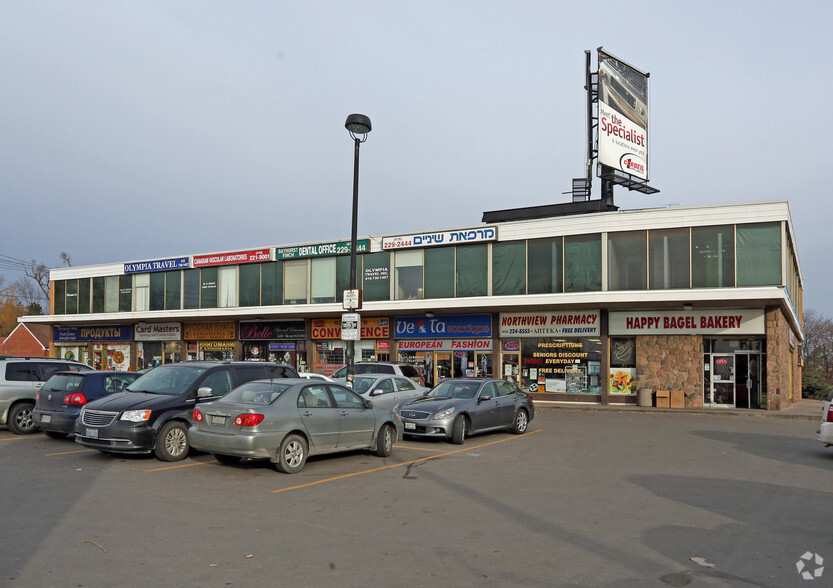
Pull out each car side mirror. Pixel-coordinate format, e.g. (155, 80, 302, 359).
(363, 398, 373, 409)
(196, 387, 213, 398)
(478, 394, 492, 403)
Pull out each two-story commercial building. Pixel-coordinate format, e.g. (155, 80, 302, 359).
(22, 199, 803, 410)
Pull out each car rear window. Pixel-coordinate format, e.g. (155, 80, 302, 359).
(42, 373, 84, 392)
(266, 365, 299, 378)
(225, 381, 291, 405)
(399, 365, 421, 379)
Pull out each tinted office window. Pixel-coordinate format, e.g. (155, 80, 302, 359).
(425, 247, 455, 299)
(565, 234, 601, 292)
(492, 242, 526, 296)
(649, 228, 690, 289)
(456, 244, 488, 297)
(692, 225, 734, 288)
(608, 231, 647, 291)
(528, 237, 563, 294)
(736, 222, 781, 286)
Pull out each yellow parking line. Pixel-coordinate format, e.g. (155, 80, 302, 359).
(46, 449, 97, 456)
(0, 436, 31, 442)
(393, 443, 455, 453)
(146, 460, 217, 472)
(273, 430, 540, 494)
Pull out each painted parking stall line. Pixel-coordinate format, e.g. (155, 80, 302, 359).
(273, 430, 540, 494)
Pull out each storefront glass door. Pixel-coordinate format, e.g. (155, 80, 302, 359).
(710, 354, 735, 406)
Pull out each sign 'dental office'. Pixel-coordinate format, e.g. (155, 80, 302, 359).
(275, 240, 370, 260)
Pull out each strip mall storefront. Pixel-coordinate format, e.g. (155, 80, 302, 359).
(498, 311, 602, 398)
(135, 322, 182, 369)
(311, 317, 390, 376)
(609, 309, 767, 409)
(395, 314, 493, 388)
(184, 321, 237, 361)
(53, 325, 133, 371)
(240, 320, 307, 371)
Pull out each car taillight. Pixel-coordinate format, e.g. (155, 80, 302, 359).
(36, 391, 40, 402)
(234, 414, 264, 427)
(826, 405, 833, 423)
(64, 393, 87, 405)
(193, 409, 204, 422)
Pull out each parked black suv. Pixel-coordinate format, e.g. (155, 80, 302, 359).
(74, 361, 298, 461)
(0, 356, 94, 434)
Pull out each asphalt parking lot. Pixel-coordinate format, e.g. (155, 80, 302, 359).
(2, 405, 831, 587)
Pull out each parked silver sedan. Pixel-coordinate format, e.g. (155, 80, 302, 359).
(189, 379, 403, 473)
(395, 378, 534, 444)
(348, 374, 428, 411)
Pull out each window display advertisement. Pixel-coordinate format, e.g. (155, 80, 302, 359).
(499, 311, 601, 395)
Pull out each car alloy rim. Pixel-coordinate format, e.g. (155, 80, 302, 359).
(286, 441, 303, 467)
(17, 409, 34, 431)
(166, 428, 187, 456)
(517, 412, 528, 431)
(384, 428, 393, 453)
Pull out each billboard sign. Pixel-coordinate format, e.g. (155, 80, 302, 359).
(597, 49, 649, 180)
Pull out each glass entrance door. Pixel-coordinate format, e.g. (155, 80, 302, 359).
(736, 353, 762, 409)
(710, 354, 735, 406)
(436, 352, 452, 382)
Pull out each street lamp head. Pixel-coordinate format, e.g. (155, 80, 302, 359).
(345, 113, 372, 141)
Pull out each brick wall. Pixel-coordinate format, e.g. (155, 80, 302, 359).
(765, 306, 800, 409)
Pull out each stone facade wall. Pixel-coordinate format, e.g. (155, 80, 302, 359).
(765, 306, 800, 409)
(636, 335, 704, 408)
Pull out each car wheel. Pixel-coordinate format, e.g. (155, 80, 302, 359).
(44, 430, 69, 440)
(511, 409, 529, 434)
(154, 421, 190, 462)
(214, 453, 243, 466)
(8, 403, 37, 435)
(275, 434, 307, 474)
(375, 424, 394, 457)
(451, 415, 466, 445)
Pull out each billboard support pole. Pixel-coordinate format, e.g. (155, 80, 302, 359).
(585, 50, 594, 195)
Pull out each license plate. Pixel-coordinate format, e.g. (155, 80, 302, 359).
(86, 428, 99, 439)
(41, 415, 52, 423)
(404, 421, 416, 430)
(210, 415, 226, 427)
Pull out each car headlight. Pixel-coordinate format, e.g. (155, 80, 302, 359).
(432, 407, 455, 421)
(121, 410, 152, 423)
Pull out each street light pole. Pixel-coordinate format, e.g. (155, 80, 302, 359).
(344, 114, 371, 388)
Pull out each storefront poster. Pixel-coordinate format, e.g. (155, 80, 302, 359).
(609, 367, 637, 394)
(395, 314, 491, 338)
(608, 309, 765, 335)
(499, 311, 600, 337)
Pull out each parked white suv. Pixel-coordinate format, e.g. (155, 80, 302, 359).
(0, 356, 94, 434)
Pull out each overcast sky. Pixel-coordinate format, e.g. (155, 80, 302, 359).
(1, 1, 830, 318)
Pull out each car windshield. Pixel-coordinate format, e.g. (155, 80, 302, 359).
(352, 376, 376, 394)
(223, 381, 291, 405)
(126, 365, 208, 396)
(427, 380, 480, 399)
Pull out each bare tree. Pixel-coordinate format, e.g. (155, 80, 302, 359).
(803, 309, 833, 397)
(22, 260, 50, 306)
(59, 251, 72, 267)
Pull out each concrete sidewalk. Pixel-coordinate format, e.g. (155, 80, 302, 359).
(537, 398, 825, 421)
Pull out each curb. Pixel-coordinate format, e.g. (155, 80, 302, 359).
(535, 401, 821, 422)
